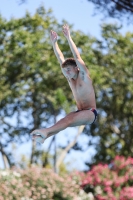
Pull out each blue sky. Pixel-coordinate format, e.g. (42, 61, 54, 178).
(0, 0, 133, 170)
(1, 0, 132, 36)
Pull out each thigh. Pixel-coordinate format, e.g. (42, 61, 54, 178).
(67, 109, 95, 126)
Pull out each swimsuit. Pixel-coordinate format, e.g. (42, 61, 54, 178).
(75, 108, 98, 124)
(89, 108, 97, 124)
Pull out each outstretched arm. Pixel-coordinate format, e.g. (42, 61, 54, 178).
(62, 24, 88, 73)
(50, 30, 65, 66)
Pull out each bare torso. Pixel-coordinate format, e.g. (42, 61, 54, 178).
(67, 71, 96, 110)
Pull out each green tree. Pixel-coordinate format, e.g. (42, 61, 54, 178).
(85, 24, 133, 167)
(0, 6, 73, 168)
(1, 5, 132, 171)
(87, 0, 133, 22)
(0, 6, 96, 170)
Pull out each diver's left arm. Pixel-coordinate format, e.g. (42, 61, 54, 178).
(62, 24, 88, 73)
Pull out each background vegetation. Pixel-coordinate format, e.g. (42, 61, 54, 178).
(0, 2, 133, 199)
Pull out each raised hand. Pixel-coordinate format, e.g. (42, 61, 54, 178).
(50, 30, 58, 44)
(62, 24, 70, 39)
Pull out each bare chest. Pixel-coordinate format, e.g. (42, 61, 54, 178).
(68, 76, 92, 98)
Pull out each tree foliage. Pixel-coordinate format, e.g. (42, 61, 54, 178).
(0, 5, 95, 169)
(88, 0, 133, 22)
(0, 5, 133, 170)
(86, 24, 133, 166)
(0, 6, 74, 167)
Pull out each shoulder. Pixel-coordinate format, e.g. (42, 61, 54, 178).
(76, 58, 89, 73)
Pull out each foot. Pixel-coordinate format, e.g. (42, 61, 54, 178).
(31, 129, 48, 144)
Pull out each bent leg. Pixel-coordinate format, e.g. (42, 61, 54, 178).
(32, 110, 95, 143)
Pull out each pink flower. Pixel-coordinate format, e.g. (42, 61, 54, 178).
(96, 195, 108, 200)
(104, 180, 113, 187)
(120, 187, 133, 200)
(104, 186, 112, 192)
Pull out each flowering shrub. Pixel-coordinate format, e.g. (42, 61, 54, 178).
(0, 166, 89, 200)
(1, 156, 133, 200)
(81, 156, 133, 200)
